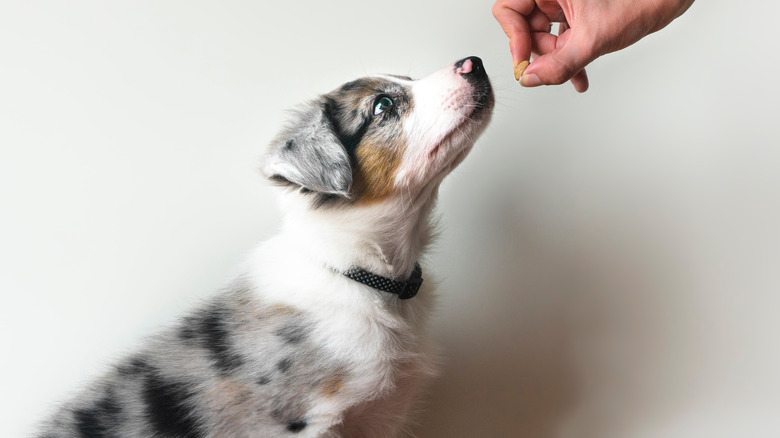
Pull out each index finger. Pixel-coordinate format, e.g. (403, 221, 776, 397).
(492, 0, 536, 66)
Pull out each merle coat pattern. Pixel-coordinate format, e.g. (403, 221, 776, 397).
(38, 57, 493, 438)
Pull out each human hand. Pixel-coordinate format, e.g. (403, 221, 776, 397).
(492, 0, 695, 92)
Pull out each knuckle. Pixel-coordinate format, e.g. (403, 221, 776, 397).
(546, 58, 577, 84)
(491, 2, 505, 19)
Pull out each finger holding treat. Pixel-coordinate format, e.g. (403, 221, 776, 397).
(492, 0, 536, 75)
(494, 0, 695, 93)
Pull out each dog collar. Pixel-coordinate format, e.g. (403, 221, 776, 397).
(343, 263, 423, 300)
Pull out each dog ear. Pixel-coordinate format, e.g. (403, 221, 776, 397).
(263, 101, 352, 197)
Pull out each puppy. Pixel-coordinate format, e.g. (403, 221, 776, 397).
(38, 56, 493, 438)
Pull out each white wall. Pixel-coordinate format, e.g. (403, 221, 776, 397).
(2, 1, 779, 436)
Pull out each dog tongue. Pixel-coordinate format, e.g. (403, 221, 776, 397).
(456, 59, 473, 75)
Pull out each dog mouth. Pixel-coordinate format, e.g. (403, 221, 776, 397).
(427, 115, 472, 159)
(427, 94, 493, 159)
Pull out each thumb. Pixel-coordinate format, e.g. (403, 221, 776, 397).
(522, 28, 595, 86)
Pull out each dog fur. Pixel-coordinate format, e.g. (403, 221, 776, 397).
(38, 57, 493, 438)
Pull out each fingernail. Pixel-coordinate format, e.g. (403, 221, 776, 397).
(520, 74, 541, 87)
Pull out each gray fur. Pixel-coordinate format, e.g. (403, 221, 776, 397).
(39, 73, 446, 437)
(263, 77, 414, 203)
(264, 101, 353, 197)
(37, 280, 346, 437)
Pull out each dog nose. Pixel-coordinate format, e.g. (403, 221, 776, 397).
(454, 56, 487, 81)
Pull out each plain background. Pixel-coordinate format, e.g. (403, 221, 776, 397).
(2, 1, 779, 436)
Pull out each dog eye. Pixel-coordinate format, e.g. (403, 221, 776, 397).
(373, 96, 394, 116)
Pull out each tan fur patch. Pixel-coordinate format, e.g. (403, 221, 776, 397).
(271, 303, 298, 315)
(320, 370, 347, 398)
(352, 134, 406, 204)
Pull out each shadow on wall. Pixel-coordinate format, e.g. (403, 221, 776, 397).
(410, 181, 692, 438)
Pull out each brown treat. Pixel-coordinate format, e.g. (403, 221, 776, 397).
(514, 60, 530, 81)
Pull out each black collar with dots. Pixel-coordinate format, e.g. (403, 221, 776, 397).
(342, 263, 423, 300)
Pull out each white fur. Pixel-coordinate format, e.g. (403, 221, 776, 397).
(241, 62, 492, 436)
(39, 59, 492, 438)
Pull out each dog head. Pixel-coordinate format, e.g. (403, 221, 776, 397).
(264, 56, 494, 208)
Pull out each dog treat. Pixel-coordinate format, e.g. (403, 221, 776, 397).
(514, 60, 530, 81)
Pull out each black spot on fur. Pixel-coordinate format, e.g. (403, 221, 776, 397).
(257, 376, 271, 385)
(200, 311, 244, 373)
(73, 390, 122, 437)
(275, 323, 308, 344)
(180, 304, 244, 375)
(323, 97, 371, 154)
(286, 419, 307, 433)
(73, 407, 105, 437)
(116, 356, 152, 377)
(284, 139, 295, 150)
(96, 392, 122, 417)
(178, 324, 196, 341)
(142, 371, 202, 438)
(271, 402, 308, 431)
(277, 358, 293, 374)
(376, 109, 400, 126)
